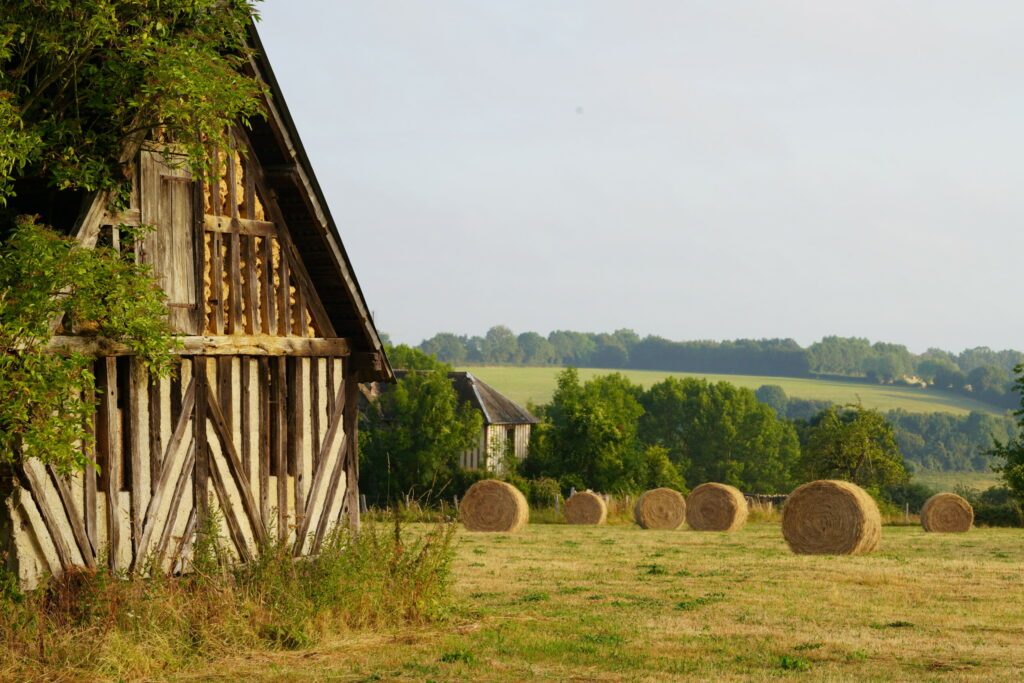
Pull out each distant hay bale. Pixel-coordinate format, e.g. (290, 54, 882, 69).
(921, 493, 973, 533)
(685, 483, 748, 531)
(459, 480, 528, 533)
(564, 491, 607, 525)
(781, 480, 881, 555)
(634, 488, 687, 530)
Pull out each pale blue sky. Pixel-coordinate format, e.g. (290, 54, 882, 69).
(258, 1, 1024, 352)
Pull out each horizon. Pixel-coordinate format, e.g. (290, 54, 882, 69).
(259, 1, 1024, 353)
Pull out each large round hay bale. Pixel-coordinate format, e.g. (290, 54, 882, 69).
(686, 483, 748, 531)
(564, 491, 607, 525)
(920, 492, 973, 533)
(459, 480, 528, 532)
(634, 488, 687, 530)
(781, 480, 881, 555)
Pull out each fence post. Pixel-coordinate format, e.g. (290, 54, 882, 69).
(905, 503, 909, 523)
(359, 494, 368, 514)
(554, 494, 560, 512)
(454, 494, 459, 510)
(569, 486, 576, 499)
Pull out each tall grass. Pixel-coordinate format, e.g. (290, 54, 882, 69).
(0, 515, 456, 680)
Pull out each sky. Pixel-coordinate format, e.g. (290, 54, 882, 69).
(258, 1, 1024, 353)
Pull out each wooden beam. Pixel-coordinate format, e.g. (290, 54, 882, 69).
(204, 215, 275, 237)
(48, 335, 351, 358)
(101, 357, 121, 572)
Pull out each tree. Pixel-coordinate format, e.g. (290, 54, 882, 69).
(755, 385, 788, 417)
(0, 1, 264, 203)
(481, 325, 519, 364)
(801, 404, 908, 488)
(419, 332, 467, 365)
(524, 369, 683, 493)
(990, 365, 1024, 500)
(360, 347, 482, 504)
(638, 377, 799, 493)
(517, 331, 554, 365)
(0, 1, 264, 471)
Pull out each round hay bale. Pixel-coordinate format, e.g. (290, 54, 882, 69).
(634, 488, 687, 530)
(920, 492, 973, 533)
(459, 479, 528, 532)
(686, 483, 748, 531)
(781, 480, 881, 555)
(564, 491, 607, 525)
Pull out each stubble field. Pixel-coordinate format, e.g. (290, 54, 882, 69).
(186, 521, 1024, 681)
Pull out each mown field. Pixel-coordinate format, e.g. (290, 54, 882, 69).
(460, 365, 1002, 417)
(187, 522, 1024, 681)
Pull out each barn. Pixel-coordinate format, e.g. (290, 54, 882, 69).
(1, 27, 392, 587)
(446, 372, 538, 472)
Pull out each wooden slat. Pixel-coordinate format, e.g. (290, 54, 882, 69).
(217, 357, 232, 433)
(207, 435, 253, 563)
(228, 231, 242, 334)
(243, 235, 259, 334)
(167, 505, 197, 574)
(296, 380, 347, 554)
(84, 409, 97, 556)
(134, 379, 196, 570)
(262, 234, 276, 336)
(49, 468, 96, 568)
(148, 376, 162, 496)
(310, 359, 321, 470)
(154, 442, 196, 565)
(101, 357, 121, 571)
(20, 462, 75, 569)
(129, 359, 145, 556)
(49, 335, 351, 357)
(211, 232, 224, 334)
(290, 359, 306, 527)
(258, 358, 270, 529)
(342, 369, 361, 530)
(275, 357, 288, 542)
(240, 360, 252, 486)
(193, 359, 210, 522)
(277, 240, 291, 337)
(205, 384, 267, 544)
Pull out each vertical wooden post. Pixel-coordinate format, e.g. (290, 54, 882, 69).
(193, 358, 209, 525)
(102, 357, 121, 572)
(342, 359, 360, 531)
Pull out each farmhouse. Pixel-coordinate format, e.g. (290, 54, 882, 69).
(1, 27, 391, 587)
(446, 372, 538, 472)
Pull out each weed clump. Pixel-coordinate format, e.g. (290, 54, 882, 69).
(0, 515, 456, 680)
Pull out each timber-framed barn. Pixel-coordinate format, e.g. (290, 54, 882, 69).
(1, 27, 392, 587)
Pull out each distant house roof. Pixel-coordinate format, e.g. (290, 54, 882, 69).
(392, 370, 539, 425)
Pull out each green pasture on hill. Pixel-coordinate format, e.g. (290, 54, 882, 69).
(460, 365, 1003, 416)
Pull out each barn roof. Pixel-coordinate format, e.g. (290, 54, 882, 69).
(392, 370, 538, 425)
(451, 372, 539, 426)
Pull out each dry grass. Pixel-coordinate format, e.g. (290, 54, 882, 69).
(175, 521, 1024, 681)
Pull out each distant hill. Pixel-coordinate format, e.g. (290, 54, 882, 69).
(460, 365, 1003, 416)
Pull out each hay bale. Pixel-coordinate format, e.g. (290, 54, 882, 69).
(634, 488, 687, 530)
(921, 492, 973, 533)
(685, 483, 748, 531)
(564, 491, 607, 525)
(781, 480, 881, 555)
(459, 480, 528, 532)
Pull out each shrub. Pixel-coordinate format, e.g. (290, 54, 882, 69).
(973, 501, 1024, 527)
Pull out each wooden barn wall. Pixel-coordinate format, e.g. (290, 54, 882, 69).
(458, 423, 532, 473)
(5, 355, 358, 588)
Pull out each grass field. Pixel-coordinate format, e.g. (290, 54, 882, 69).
(460, 365, 1003, 416)
(186, 522, 1024, 681)
(913, 470, 1004, 493)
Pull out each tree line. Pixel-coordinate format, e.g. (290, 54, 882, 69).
(418, 327, 1024, 409)
(753, 385, 1016, 472)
